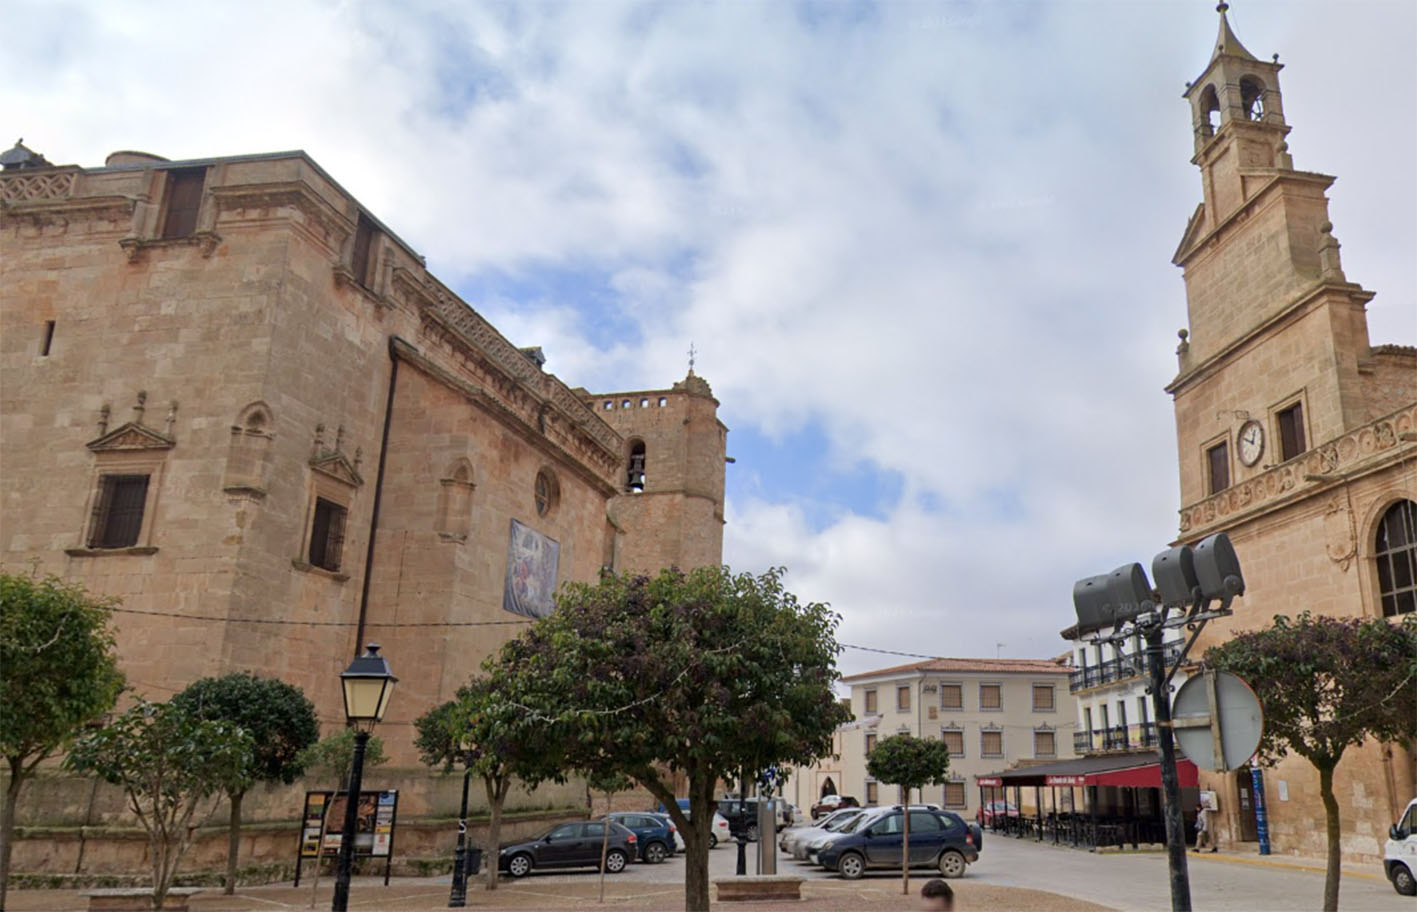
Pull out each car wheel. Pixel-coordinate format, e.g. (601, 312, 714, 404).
(938, 849, 967, 879)
(643, 841, 668, 864)
(1393, 863, 1417, 896)
(604, 849, 628, 873)
(837, 852, 866, 880)
(506, 853, 533, 878)
(709, 834, 718, 849)
(746, 824, 759, 842)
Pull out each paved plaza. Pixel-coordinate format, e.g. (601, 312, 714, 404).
(6, 830, 1401, 911)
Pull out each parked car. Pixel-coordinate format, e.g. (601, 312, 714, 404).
(647, 812, 686, 852)
(498, 820, 637, 878)
(656, 799, 732, 848)
(717, 797, 780, 841)
(804, 805, 942, 864)
(977, 799, 1018, 825)
(780, 807, 861, 857)
(811, 794, 860, 819)
(604, 812, 677, 864)
(816, 807, 981, 880)
(1385, 796, 1417, 896)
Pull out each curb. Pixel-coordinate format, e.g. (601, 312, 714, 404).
(1190, 851, 1383, 882)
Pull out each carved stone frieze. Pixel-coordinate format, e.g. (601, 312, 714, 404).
(87, 422, 175, 452)
(1322, 495, 1356, 571)
(1178, 405, 1417, 535)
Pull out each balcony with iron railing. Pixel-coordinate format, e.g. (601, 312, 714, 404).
(1074, 722, 1160, 755)
(1068, 643, 1183, 693)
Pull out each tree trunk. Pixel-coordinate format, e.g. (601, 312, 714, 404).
(484, 777, 504, 891)
(1318, 762, 1341, 912)
(1, 756, 29, 912)
(151, 825, 169, 910)
(900, 785, 911, 896)
(682, 772, 715, 912)
(225, 790, 244, 895)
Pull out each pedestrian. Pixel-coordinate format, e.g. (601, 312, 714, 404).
(920, 878, 955, 910)
(1194, 801, 1215, 853)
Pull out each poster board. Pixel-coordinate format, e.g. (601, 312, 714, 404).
(293, 790, 398, 887)
(503, 518, 560, 618)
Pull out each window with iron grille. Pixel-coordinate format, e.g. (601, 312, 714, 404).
(979, 683, 1002, 710)
(981, 729, 1003, 758)
(1277, 402, 1306, 461)
(940, 683, 963, 710)
(943, 781, 966, 808)
(1032, 684, 1055, 711)
(308, 498, 347, 572)
(160, 169, 205, 239)
(941, 729, 964, 757)
(1376, 500, 1417, 617)
(89, 475, 149, 548)
(1034, 730, 1056, 757)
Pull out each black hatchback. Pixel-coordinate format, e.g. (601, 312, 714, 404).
(498, 820, 638, 877)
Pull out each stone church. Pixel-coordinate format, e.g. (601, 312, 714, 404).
(0, 141, 727, 867)
(1168, 6, 1415, 860)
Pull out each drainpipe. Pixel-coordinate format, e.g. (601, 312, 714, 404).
(353, 336, 403, 656)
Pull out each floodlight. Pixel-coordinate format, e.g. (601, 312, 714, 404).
(1193, 533, 1245, 601)
(1152, 545, 1199, 607)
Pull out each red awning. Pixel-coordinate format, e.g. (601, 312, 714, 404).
(1085, 758, 1199, 789)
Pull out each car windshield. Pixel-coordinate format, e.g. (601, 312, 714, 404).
(824, 812, 863, 832)
(841, 812, 879, 834)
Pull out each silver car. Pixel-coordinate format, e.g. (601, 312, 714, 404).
(790, 807, 872, 861)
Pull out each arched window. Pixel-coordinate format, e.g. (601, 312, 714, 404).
(1239, 76, 1265, 121)
(1376, 500, 1416, 617)
(223, 402, 274, 495)
(626, 440, 646, 493)
(437, 459, 475, 541)
(534, 468, 559, 517)
(1199, 85, 1220, 135)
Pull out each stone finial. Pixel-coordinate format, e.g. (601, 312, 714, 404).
(1276, 141, 1293, 170)
(165, 401, 178, 437)
(98, 403, 110, 436)
(133, 390, 147, 424)
(1318, 221, 1345, 280)
(354, 447, 363, 472)
(1177, 328, 1190, 355)
(334, 425, 345, 453)
(312, 423, 325, 459)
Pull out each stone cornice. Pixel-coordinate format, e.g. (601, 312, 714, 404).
(1177, 404, 1417, 537)
(1173, 167, 1334, 268)
(391, 338, 621, 498)
(1166, 279, 1374, 395)
(209, 181, 353, 255)
(0, 193, 137, 229)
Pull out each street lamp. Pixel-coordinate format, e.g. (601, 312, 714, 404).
(448, 736, 477, 908)
(332, 644, 396, 912)
(1071, 533, 1243, 912)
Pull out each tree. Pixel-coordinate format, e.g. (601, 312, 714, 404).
(296, 727, 389, 791)
(66, 700, 252, 910)
(494, 566, 852, 911)
(170, 673, 319, 894)
(866, 733, 952, 895)
(585, 769, 634, 903)
(414, 677, 565, 891)
(1205, 611, 1417, 912)
(0, 573, 124, 911)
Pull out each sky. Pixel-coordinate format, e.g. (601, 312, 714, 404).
(4, 0, 1413, 678)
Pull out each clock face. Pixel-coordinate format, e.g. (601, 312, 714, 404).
(1238, 420, 1264, 466)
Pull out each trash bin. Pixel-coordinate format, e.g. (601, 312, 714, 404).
(466, 847, 483, 876)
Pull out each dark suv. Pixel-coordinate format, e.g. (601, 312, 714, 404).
(717, 798, 778, 841)
(816, 807, 981, 880)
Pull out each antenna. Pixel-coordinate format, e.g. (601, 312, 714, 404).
(996, 642, 1005, 659)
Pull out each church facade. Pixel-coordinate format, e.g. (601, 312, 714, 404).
(1167, 7, 1416, 861)
(0, 144, 727, 764)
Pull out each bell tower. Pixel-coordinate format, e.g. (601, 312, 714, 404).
(1168, 3, 1378, 511)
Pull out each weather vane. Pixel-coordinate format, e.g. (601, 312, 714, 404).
(688, 342, 697, 374)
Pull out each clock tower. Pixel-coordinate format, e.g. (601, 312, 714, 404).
(1168, 2, 1385, 508)
(1164, 4, 1417, 862)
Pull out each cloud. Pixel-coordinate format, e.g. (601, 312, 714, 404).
(4, 0, 1412, 676)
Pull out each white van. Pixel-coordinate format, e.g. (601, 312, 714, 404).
(1386, 797, 1417, 896)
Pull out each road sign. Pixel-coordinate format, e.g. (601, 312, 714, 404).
(1171, 670, 1263, 772)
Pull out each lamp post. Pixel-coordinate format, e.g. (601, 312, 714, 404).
(448, 738, 476, 907)
(1071, 533, 1244, 912)
(332, 643, 396, 912)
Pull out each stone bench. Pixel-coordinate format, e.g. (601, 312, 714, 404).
(714, 875, 804, 902)
(82, 887, 203, 911)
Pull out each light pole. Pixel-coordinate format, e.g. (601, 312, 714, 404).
(332, 644, 396, 912)
(1071, 533, 1244, 912)
(448, 738, 476, 907)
